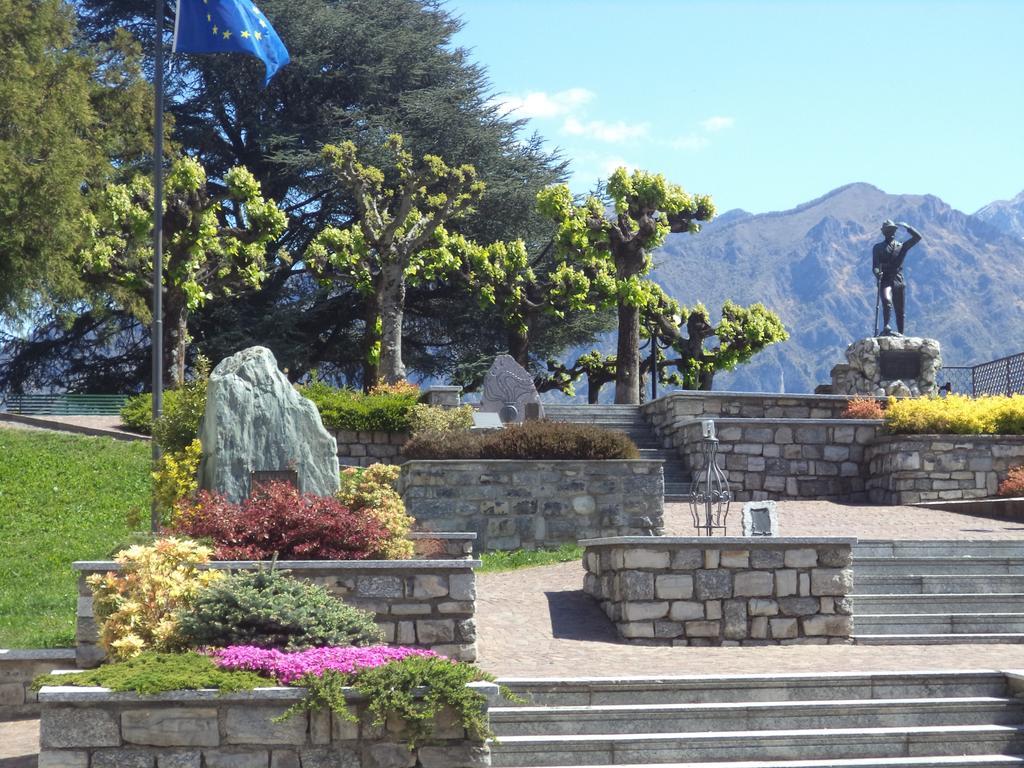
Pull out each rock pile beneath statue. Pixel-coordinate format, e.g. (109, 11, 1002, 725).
(831, 336, 942, 398)
(198, 346, 340, 502)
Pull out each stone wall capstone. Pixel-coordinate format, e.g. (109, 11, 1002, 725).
(38, 684, 495, 768)
(583, 537, 855, 646)
(74, 560, 478, 668)
(0, 648, 76, 719)
(198, 346, 340, 501)
(400, 459, 664, 552)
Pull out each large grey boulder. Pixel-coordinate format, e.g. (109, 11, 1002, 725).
(198, 346, 339, 502)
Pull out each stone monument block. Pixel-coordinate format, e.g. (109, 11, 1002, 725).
(831, 336, 941, 397)
(480, 354, 543, 424)
(198, 346, 340, 502)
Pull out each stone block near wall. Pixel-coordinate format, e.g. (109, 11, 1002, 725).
(400, 460, 664, 552)
(866, 434, 1024, 504)
(38, 685, 495, 767)
(583, 537, 855, 646)
(336, 430, 409, 467)
(74, 559, 479, 668)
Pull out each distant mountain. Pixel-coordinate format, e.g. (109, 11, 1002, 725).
(974, 190, 1024, 240)
(646, 182, 1024, 393)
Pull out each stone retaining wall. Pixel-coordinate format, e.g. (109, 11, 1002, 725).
(642, 391, 875, 446)
(0, 648, 75, 719)
(866, 435, 1024, 504)
(400, 460, 664, 552)
(74, 560, 478, 668)
(680, 418, 882, 501)
(335, 430, 409, 467)
(582, 537, 855, 646)
(38, 684, 494, 767)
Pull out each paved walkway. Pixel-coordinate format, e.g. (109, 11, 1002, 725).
(0, 718, 38, 767)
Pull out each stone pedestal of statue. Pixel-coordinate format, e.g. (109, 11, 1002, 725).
(830, 336, 942, 398)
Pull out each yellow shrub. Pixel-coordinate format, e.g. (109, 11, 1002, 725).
(885, 394, 1024, 435)
(338, 464, 414, 560)
(369, 378, 420, 398)
(408, 403, 474, 435)
(87, 537, 223, 660)
(152, 439, 203, 525)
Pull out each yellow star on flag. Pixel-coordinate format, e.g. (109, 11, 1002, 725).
(241, 30, 251, 38)
(254, 30, 263, 40)
(222, 29, 232, 39)
(212, 24, 218, 34)
(258, 18, 267, 28)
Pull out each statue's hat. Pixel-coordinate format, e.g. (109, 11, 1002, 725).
(881, 219, 898, 233)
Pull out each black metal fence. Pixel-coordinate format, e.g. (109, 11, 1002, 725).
(938, 352, 1024, 396)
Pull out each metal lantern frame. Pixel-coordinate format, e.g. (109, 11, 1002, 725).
(689, 421, 732, 535)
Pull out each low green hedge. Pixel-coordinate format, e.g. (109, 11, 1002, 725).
(401, 419, 639, 460)
(299, 381, 421, 432)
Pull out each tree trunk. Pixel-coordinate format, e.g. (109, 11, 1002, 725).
(361, 293, 380, 391)
(614, 300, 640, 404)
(509, 327, 530, 367)
(377, 263, 407, 384)
(163, 294, 189, 389)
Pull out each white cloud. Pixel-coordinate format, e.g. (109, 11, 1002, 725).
(701, 116, 735, 132)
(670, 134, 711, 151)
(600, 157, 635, 176)
(491, 88, 594, 119)
(563, 116, 649, 143)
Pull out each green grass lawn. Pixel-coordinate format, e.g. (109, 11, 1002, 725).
(477, 543, 583, 573)
(0, 428, 150, 648)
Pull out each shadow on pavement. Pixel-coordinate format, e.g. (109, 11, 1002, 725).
(545, 589, 621, 643)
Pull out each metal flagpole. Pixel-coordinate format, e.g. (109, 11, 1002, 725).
(150, 0, 165, 533)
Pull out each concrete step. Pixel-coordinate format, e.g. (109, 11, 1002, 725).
(496, 671, 1010, 707)
(856, 633, 1024, 645)
(855, 541, 1024, 559)
(497, 756, 1024, 768)
(856, 613, 1024, 634)
(856, 558, 1024, 576)
(853, 594, 1024, 614)
(854, 575, 1024, 595)
(489, 724, 1024, 766)
(490, 697, 1023, 736)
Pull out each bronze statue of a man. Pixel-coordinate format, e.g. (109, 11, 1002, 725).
(872, 219, 922, 336)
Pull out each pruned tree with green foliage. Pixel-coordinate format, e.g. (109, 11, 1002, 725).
(443, 235, 615, 367)
(538, 168, 715, 404)
(78, 157, 286, 386)
(305, 135, 484, 385)
(640, 284, 788, 390)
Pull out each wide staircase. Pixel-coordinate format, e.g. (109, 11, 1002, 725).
(490, 670, 1024, 767)
(853, 540, 1024, 644)
(544, 404, 690, 500)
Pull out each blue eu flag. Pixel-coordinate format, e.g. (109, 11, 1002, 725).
(173, 0, 290, 85)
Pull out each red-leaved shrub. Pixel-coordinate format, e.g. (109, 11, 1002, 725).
(172, 482, 389, 560)
(998, 466, 1024, 498)
(841, 397, 885, 420)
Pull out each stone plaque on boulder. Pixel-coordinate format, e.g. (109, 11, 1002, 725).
(480, 354, 543, 424)
(198, 346, 340, 502)
(831, 336, 941, 398)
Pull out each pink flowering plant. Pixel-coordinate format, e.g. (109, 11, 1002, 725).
(211, 645, 437, 685)
(213, 644, 504, 747)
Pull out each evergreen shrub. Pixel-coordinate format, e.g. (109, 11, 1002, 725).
(401, 419, 639, 460)
(300, 378, 420, 432)
(172, 481, 388, 560)
(177, 568, 382, 650)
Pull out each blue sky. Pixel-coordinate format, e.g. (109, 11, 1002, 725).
(447, 1, 1024, 215)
